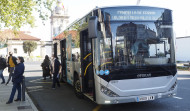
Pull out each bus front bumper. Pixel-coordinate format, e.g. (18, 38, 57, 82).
(97, 86, 177, 104)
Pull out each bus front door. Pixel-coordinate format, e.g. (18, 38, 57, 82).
(80, 29, 95, 100)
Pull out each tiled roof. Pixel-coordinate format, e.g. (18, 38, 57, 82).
(53, 30, 77, 40)
(12, 32, 40, 41)
(0, 30, 40, 41)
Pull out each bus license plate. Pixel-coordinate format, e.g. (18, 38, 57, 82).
(137, 96, 155, 102)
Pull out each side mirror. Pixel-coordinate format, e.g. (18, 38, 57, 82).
(88, 16, 98, 38)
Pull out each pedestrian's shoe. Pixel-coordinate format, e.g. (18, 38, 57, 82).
(14, 99, 21, 101)
(5, 82, 8, 85)
(6, 101, 12, 104)
(1, 82, 5, 84)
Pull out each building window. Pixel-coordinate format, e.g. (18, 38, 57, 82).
(14, 48, 17, 54)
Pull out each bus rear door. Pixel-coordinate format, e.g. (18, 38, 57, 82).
(60, 39, 67, 82)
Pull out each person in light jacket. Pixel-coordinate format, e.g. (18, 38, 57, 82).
(6, 56, 25, 104)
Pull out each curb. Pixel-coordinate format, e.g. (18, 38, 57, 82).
(25, 92, 39, 111)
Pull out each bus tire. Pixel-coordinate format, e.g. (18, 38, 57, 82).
(74, 76, 83, 99)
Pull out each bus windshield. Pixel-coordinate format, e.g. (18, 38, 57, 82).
(105, 21, 174, 64)
(93, 7, 177, 81)
(96, 21, 176, 80)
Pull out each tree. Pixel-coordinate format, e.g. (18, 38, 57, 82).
(0, 0, 55, 30)
(23, 41, 37, 56)
(72, 22, 88, 48)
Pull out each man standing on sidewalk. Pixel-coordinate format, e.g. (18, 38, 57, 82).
(0, 55, 6, 84)
(6, 52, 17, 85)
(51, 55, 61, 89)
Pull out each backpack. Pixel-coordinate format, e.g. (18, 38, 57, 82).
(0, 58, 7, 69)
(3, 59, 7, 69)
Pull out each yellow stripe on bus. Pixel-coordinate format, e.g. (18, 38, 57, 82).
(100, 62, 113, 67)
(104, 51, 112, 54)
(83, 53, 92, 60)
(84, 62, 92, 76)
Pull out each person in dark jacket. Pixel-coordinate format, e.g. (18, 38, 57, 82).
(51, 55, 61, 89)
(6, 56, 25, 104)
(41, 55, 52, 80)
(6, 52, 17, 85)
(0, 55, 6, 84)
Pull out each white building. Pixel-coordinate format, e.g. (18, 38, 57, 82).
(0, 30, 52, 59)
(176, 36, 190, 62)
(50, 0, 69, 39)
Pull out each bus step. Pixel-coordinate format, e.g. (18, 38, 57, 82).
(84, 92, 93, 100)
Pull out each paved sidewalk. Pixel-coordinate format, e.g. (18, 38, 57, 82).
(0, 69, 38, 111)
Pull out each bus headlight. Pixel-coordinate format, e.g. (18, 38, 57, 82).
(169, 81, 177, 91)
(100, 85, 119, 97)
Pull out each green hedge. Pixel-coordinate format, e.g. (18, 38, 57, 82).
(177, 66, 189, 71)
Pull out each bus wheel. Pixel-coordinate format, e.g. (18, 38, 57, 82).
(74, 78, 83, 99)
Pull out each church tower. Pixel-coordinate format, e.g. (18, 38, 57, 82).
(50, 0, 69, 40)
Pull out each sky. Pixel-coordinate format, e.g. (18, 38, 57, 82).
(23, 0, 190, 41)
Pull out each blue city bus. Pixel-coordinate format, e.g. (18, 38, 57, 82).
(54, 6, 177, 104)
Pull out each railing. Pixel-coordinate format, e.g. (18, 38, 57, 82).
(22, 76, 25, 101)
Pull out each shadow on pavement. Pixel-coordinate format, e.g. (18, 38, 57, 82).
(25, 76, 97, 111)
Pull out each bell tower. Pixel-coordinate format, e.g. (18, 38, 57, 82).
(50, 0, 69, 40)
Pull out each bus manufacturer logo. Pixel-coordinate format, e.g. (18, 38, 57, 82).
(137, 73, 151, 78)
